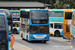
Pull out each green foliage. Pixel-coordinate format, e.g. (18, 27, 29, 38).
(53, 0, 75, 9)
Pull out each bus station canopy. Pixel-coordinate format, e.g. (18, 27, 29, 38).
(0, 1, 51, 8)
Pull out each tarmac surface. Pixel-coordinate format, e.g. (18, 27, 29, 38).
(9, 34, 71, 50)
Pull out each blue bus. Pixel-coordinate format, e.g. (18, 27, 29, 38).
(0, 13, 9, 50)
(20, 9, 49, 43)
(0, 9, 13, 34)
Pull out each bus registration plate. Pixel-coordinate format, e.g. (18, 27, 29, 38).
(37, 35, 43, 37)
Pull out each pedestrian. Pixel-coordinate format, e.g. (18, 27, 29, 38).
(11, 34, 15, 50)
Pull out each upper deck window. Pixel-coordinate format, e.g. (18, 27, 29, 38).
(20, 11, 29, 19)
(0, 15, 6, 31)
(0, 10, 11, 18)
(30, 11, 48, 19)
(65, 12, 72, 19)
(49, 11, 63, 17)
(12, 12, 20, 17)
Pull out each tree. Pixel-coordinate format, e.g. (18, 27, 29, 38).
(53, 0, 75, 9)
(53, 0, 70, 9)
(49, 0, 56, 8)
(69, 0, 75, 9)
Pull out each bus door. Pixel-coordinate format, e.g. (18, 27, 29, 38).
(50, 23, 54, 35)
(7, 18, 12, 34)
(0, 15, 8, 50)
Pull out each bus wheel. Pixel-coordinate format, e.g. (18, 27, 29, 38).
(54, 30, 60, 37)
(22, 38, 24, 40)
(13, 28, 17, 34)
(43, 41, 46, 43)
(26, 36, 28, 41)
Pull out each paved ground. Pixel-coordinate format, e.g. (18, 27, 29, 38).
(71, 37, 75, 50)
(9, 34, 71, 50)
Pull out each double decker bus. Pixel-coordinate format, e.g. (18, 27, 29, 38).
(63, 10, 73, 39)
(10, 10, 20, 34)
(0, 9, 13, 34)
(71, 10, 75, 38)
(20, 9, 49, 43)
(0, 13, 9, 50)
(49, 9, 64, 37)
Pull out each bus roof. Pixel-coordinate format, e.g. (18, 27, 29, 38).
(0, 9, 10, 11)
(49, 9, 65, 12)
(10, 10, 20, 12)
(30, 9, 48, 11)
(0, 13, 7, 19)
(20, 9, 31, 11)
(0, 13, 6, 16)
(20, 9, 48, 12)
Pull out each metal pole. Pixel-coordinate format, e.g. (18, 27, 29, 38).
(44, 0, 46, 8)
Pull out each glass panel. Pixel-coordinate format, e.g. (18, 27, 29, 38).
(0, 10, 11, 17)
(21, 24, 25, 32)
(31, 11, 48, 19)
(0, 33, 6, 41)
(54, 23, 63, 29)
(0, 45, 7, 50)
(50, 24, 53, 28)
(20, 11, 29, 18)
(65, 12, 72, 19)
(12, 12, 20, 17)
(30, 26, 49, 34)
(13, 23, 19, 27)
(0, 15, 6, 41)
(0, 15, 7, 50)
(0, 15, 6, 31)
(49, 12, 63, 17)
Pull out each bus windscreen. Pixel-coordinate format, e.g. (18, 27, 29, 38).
(30, 11, 48, 19)
(0, 10, 11, 18)
(0, 15, 6, 41)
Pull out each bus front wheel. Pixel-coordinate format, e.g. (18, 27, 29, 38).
(26, 36, 28, 41)
(22, 38, 24, 40)
(42, 41, 46, 43)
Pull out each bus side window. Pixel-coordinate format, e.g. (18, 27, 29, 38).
(27, 25, 29, 33)
(50, 24, 53, 28)
(65, 12, 72, 19)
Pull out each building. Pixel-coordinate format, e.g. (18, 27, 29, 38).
(0, 1, 51, 10)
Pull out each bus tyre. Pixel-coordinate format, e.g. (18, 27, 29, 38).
(54, 30, 60, 37)
(27, 36, 28, 41)
(22, 38, 24, 40)
(13, 28, 17, 34)
(44, 41, 46, 43)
